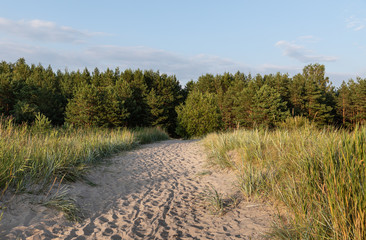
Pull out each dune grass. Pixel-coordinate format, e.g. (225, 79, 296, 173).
(0, 117, 169, 196)
(202, 122, 366, 240)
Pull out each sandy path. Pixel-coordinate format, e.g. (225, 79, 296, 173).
(0, 140, 274, 239)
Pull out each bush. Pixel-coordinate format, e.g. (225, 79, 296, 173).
(176, 90, 222, 138)
(276, 116, 314, 130)
(32, 113, 52, 133)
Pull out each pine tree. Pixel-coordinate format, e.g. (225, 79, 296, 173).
(0, 61, 14, 115)
(347, 80, 359, 125)
(147, 74, 183, 135)
(26, 64, 66, 125)
(120, 69, 150, 127)
(267, 72, 291, 108)
(302, 64, 333, 125)
(91, 67, 102, 87)
(114, 79, 133, 127)
(176, 90, 222, 137)
(288, 74, 306, 116)
(65, 84, 99, 127)
(59, 69, 74, 100)
(354, 77, 366, 124)
(337, 81, 353, 126)
(100, 68, 117, 87)
(65, 84, 122, 127)
(93, 86, 124, 127)
(194, 74, 216, 93)
(251, 84, 289, 128)
(232, 81, 257, 128)
(221, 77, 246, 129)
(12, 58, 30, 82)
(12, 100, 39, 123)
(9, 59, 37, 123)
(182, 80, 196, 100)
(71, 68, 92, 89)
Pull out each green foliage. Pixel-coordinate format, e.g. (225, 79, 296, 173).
(12, 100, 39, 123)
(33, 112, 52, 132)
(0, 62, 14, 115)
(0, 59, 183, 134)
(302, 64, 334, 125)
(252, 84, 289, 128)
(232, 82, 256, 128)
(121, 69, 150, 127)
(147, 74, 183, 135)
(65, 84, 126, 128)
(354, 78, 366, 123)
(337, 81, 353, 126)
(2, 58, 366, 136)
(176, 90, 222, 137)
(182, 80, 195, 99)
(185, 63, 363, 132)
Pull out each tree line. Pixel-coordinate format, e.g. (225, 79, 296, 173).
(0, 58, 184, 135)
(0, 58, 365, 137)
(177, 63, 366, 137)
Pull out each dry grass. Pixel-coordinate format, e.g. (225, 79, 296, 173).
(202, 121, 366, 239)
(0, 117, 169, 196)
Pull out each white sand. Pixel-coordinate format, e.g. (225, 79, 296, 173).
(0, 139, 275, 239)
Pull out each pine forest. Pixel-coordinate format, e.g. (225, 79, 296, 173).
(1, 58, 365, 137)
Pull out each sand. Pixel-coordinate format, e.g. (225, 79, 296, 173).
(0, 139, 275, 239)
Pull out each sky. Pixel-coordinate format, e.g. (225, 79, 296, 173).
(1, 1, 366, 87)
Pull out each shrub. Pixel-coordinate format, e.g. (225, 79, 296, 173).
(176, 90, 222, 138)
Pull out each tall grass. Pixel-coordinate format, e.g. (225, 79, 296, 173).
(134, 127, 171, 144)
(202, 122, 366, 239)
(0, 117, 169, 195)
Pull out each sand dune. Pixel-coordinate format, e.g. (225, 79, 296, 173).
(0, 139, 275, 239)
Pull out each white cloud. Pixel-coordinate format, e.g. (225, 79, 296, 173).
(0, 42, 253, 83)
(275, 40, 338, 63)
(258, 63, 301, 74)
(0, 41, 91, 68)
(346, 16, 366, 31)
(0, 41, 351, 86)
(0, 17, 102, 43)
(83, 45, 254, 82)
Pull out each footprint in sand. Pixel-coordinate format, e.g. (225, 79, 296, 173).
(0, 140, 275, 240)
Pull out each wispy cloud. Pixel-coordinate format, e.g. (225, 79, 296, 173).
(0, 42, 253, 82)
(0, 17, 102, 43)
(0, 41, 91, 67)
(83, 45, 255, 81)
(346, 16, 365, 31)
(0, 41, 304, 83)
(275, 40, 338, 63)
(0, 41, 349, 86)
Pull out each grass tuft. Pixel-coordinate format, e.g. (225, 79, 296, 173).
(41, 186, 82, 222)
(201, 184, 241, 216)
(202, 185, 225, 215)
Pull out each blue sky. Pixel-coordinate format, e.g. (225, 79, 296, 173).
(1, 1, 366, 87)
